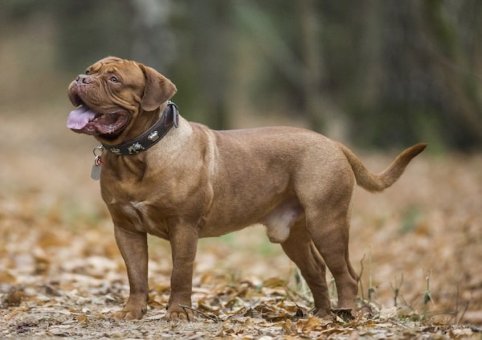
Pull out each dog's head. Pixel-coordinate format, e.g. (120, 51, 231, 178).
(66, 56, 176, 143)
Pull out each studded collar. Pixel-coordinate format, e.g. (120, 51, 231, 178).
(101, 101, 179, 156)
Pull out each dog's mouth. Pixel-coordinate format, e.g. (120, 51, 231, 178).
(66, 102, 130, 138)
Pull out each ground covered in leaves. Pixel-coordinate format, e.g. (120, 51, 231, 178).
(0, 109, 481, 338)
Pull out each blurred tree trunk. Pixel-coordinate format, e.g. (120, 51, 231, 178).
(127, 0, 174, 71)
(232, 1, 343, 138)
(355, 0, 382, 110)
(191, 0, 232, 130)
(53, 0, 133, 71)
(353, 0, 482, 149)
(297, 0, 345, 138)
(297, 0, 324, 131)
(233, 1, 305, 114)
(419, 0, 482, 147)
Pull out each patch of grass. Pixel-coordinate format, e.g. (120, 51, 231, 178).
(399, 205, 422, 234)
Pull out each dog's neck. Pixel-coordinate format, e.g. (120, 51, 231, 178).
(129, 105, 167, 141)
(100, 101, 179, 156)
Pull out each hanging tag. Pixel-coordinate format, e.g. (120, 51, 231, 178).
(90, 145, 104, 181)
(90, 156, 102, 180)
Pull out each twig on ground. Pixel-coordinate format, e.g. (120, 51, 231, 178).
(399, 292, 416, 312)
(456, 301, 470, 325)
(452, 281, 470, 325)
(389, 319, 411, 329)
(423, 275, 433, 306)
(367, 252, 375, 302)
(390, 273, 404, 307)
(422, 274, 433, 320)
(285, 285, 313, 305)
(358, 254, 366, 300)
(178, 304, 220, 322)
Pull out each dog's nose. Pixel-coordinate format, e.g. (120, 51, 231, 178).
(76, 74, 92, 84)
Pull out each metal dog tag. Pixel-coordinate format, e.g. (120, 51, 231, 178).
(90, 163, 101, 180)
(90, 156, 102, 181)
(90, 145, 104, 181)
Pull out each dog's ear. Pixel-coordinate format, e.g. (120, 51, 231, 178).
(139, 64, 177, 111)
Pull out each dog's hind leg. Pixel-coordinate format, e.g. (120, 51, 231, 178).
(281, 221, 331, 317)
(294, 151, 358, 311)
(304, 208, 358, 310)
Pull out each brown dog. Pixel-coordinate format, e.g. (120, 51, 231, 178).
(66, 56, 426, 321)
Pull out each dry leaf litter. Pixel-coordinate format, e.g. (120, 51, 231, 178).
(0, 110, 481, 338)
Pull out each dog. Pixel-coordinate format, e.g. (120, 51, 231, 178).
(66, 56, 426, 321)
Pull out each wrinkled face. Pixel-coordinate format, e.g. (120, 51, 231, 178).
(66, 56, 176, 142)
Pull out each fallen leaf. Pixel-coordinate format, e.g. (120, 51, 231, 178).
(1, 286, 25, 307)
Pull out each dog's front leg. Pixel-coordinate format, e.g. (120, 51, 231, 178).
(167, 224, 199, 321)
(113, 226, 148, 320)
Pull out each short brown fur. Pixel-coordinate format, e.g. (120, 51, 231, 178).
(67, 57, 426, 321)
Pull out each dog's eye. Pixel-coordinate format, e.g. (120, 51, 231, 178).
(109, 76, 120, 83)
(85, 69, 90, 75)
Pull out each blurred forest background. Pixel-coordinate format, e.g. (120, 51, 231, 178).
(1, 0, 481, 151)
(1, 0, 482, 337)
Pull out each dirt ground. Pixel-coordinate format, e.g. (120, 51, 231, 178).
(0, 107, 481, 338)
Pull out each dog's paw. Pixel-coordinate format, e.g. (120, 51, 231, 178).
(166, 306, 194, 322)
(113, 306, 146, 320)
(314, 308, 333, 321)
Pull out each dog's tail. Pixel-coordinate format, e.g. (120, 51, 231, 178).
(339, 143, 427, 192)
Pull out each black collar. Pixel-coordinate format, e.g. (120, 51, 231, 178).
(102, 101, 179, 156)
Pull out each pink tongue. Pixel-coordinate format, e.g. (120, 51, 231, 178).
(66, 105, 97, 129)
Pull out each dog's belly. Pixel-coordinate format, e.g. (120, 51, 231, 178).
(198, 194, 303, 240)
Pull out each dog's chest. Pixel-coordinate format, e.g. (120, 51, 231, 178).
(108, 198, 169, 237)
